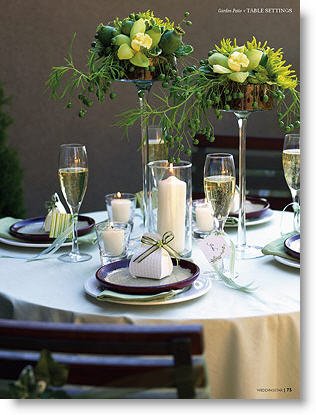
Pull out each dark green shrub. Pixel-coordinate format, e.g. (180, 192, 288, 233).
(0, 82, 25, 218)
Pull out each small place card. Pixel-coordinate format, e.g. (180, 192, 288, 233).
(198, 234, 231, 264)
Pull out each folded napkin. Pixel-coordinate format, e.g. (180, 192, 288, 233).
(96, 287, 186, 303)
(0, 217, 96, 244)
(225, 217, 239, 225)
(261, 232, 299, 262)
(0, 217, 22, 241)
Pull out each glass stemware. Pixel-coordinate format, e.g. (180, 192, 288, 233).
(203, 153, 236, 279)
(233, 110, 266, 259)
(58, 143, 92, 263)
(119, 79, 154, 230)
(282, 133, 300, 232)
(203, 153, 236, 234)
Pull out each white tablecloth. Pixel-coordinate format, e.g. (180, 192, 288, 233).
(0, 211, 300, 399)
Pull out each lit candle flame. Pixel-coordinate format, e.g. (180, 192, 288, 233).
(169, 163, 174, 175)
(116, 192, 122, 198)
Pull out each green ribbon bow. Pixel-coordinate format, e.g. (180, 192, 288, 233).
(133, 231, 180, 264)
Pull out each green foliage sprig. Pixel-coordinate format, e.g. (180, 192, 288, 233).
(46, 10, 193, 118)
(6, 350, 69, 399)
(118, 37, 300, 162)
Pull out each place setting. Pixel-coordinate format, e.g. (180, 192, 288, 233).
(0, 144, 97, 261)
(261, 133, 300, 270)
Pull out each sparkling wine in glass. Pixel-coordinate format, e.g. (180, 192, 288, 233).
(282, 134, 300, 232)
(58, 144, 92, 262)
(204, 153, 236, 233)
(203, 153, 236, 280)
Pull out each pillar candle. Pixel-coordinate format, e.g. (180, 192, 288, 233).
(111, 198, 132, 223)
(196, 204, 214, 232)
(157, 175, 186, 252)
(102, 227, 125, 256)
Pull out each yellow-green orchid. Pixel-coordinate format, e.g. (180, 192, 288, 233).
(131, 32, 152, 52)
(208, 46, 263, 82)
(227, 51, 249, 71)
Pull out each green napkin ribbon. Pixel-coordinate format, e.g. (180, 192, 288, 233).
(261, 231, 299, 262)
(133, 231, 180, 264)
(96, 288, 185, 303)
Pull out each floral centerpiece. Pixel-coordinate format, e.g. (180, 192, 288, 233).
(46, 10, 193, 117)
(119, 37, 300, 162)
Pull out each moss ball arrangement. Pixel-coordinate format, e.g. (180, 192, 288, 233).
(0, 82, 25, 218)
(119, 37, 300, 162)
(47, 10, 193, 117)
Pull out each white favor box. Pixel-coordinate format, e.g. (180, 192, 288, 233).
(129, 234, 173, 280)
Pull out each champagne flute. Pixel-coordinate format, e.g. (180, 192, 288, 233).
(204, 153, 236, 234)
(282, 134, 300, 232)
(58, 144, 92, 262)
(203, 154, 236, 279)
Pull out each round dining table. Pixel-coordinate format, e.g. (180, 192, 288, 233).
(0, 210, 300, 399)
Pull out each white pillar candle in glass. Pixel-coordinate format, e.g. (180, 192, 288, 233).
(111, 196, 132, 223)
(195, 204, 214, 232)
(102, 227, 125, 256)
(157, 175, 186, 252)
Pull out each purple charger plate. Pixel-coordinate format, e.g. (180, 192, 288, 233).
(9, 215, 95, 243)
(284, 234, 300, 260)
(229, 196, 270, 219)
(95, 258, 200, 295)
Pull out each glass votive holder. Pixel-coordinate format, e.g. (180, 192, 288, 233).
(193, 199, 214, 238)
(95, 221, 131, 265)
(105, 192, 136, 225)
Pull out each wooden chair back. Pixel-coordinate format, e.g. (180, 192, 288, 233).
(0, 319, 209, 399)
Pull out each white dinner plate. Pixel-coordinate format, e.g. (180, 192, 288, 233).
(84, 273, 212, 306)
(225, 210, 274, 228)
(273, 255, 300, 269)
(0, 236, 73, 248)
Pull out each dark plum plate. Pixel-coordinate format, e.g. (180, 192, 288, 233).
(95, 258, 200, 295)
(9, 215, 95, 243)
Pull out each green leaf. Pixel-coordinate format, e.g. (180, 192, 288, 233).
(117, 43, 134, 60)
(208, 52, 229, 68)
(34, 350, 69, 387)
(174, 44, 194, 57)
(147, 46, 162, 57)
(130, 18, 146, 38)
(227, 71, 249, 83)
(245, 49, 263, 71)
(146, 26, 162, 47)
(198, 65, 212, 74)
(130, 51, 149, 68)
(16, 365, 37, 390)
(112, 34, 131, 47)
(213, 64, 232, 74)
